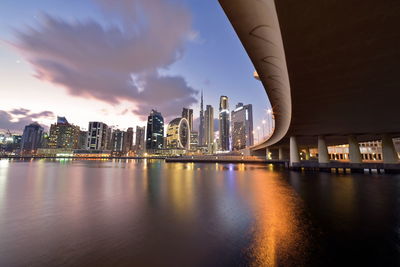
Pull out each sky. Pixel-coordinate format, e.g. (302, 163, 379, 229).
(0, 0, 271, 140)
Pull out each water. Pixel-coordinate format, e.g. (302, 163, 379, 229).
(0, 159, 399, 267)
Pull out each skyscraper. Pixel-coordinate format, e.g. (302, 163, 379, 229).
(21, 122, 44, 153)
(198, 90, 205, 146)
(231, 103, 254, 150)
(204, 105, 214, 148)
(48, 116, 80, 149)
(111, 129, 125, 154)
(166, 118, 190, 150)
(124, 127, 134, 152)
(182, 108, 193, 131)
(135, 126, 145, 153)
(87, 122, 109, 150)
(219, 96, 230, 151)
(146, 110, 164, 150)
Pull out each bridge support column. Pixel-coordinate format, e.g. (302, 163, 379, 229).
(382, 134, 398, 164)
(279, 147, 284, 160)
(290, 136, 300, 167)
(348, 135, 362, 163)
(318, 136, 329, 164)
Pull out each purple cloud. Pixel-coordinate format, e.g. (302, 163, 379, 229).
(0, 109, 55, 133)
(12, 0, 198, 120)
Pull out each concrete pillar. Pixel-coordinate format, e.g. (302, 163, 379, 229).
(382, 134, 398, 164)
(348, 135, 362, 163)
(318, 136, 330, 163)
(290, 136, 300, 166)
(305, 147, 310, 160)
(266, 148, 271, 160)
(279, 147, 284, 161)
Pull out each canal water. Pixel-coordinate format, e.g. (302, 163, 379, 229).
(0, 159, 399, 266)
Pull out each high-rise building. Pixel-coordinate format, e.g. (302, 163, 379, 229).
(205, 105, 214, 148)
(146, 110, 164, 150)
(78, 131, 87, 149)
(231, 103, 254, 150)
(87, 122, 109, 150)
(21, 122, 44, 153)
(48, 116, 80, 149)
(182, 108, 193, 131)
(124, 127, 134, 152)
(198, 90, 205, 146)
(219, 96, 230, 151)
(190, 131, 199, 150)
(111, 129, 125, 154)
(166, 118, 190, 150)
(135, 126, 145, 153)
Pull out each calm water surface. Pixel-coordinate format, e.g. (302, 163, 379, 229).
(0, 159, 399, 266)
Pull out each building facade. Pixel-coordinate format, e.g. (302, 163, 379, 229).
(125, 127, 134, 152)
(48, 117, 80, 149)
(198, 91, 205, 146)
(135, 126, 146, 154)
(166, 118, 190, 150)
(87, 122, 109, 150)
(111, 129, 126, 154)
(219, 96, 230, 151)
(182, 108, 193, 131)
(231, 103, 254, 150)
(205, 105, 214, 149)
(146, 110, 164, 150)
(21, 122, 44, 153)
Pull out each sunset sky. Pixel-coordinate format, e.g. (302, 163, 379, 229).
(0, 0, 270, 136)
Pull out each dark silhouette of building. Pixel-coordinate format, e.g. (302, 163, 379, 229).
(146, 110, 164, 150)
(21, 122, 44, 153)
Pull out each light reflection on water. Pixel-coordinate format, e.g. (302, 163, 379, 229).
(0, 159, 399, 266)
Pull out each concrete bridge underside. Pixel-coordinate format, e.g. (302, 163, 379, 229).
(219, 0, 400, 165)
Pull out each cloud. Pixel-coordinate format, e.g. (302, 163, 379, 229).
(0, 109, 55, 133)
(12, 0, 198, 121)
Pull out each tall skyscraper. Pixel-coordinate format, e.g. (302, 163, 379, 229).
(198, 90, 205, 146)
(231, 103, 254, 150)
(219, 96, 230, 151)
(182, 108, 193, 131)
(48, 116, 80, 149)
(146, 110, 164, 150)
(111, 129, 125, 154)
(124, 127, 134, 152)
(135, 126, 145, 153)
(204, 105, 214, 148)
(21, 122, 44, 153)
(87, 122, 109, 150)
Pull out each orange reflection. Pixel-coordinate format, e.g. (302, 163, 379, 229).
(244, 170, 308, 267)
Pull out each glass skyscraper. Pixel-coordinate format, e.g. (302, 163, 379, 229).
(231, 103, 254, 150)
(219, 96, 230, 151)
(146, 110, 164, 150)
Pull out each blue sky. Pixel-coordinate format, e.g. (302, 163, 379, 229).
(0, 0, 271, 140)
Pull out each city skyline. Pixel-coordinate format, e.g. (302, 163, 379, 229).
(0, 0, 270, 134)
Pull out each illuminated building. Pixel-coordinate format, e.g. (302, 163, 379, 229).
(110, 129, 126, 154)
(205, 105, 214, 149)
(87, 122, 109, 150)
(21, 122, 44, 154)
(190, 131, 199, 150)
(166, 118, 190, 150)
(231, 103, 254, 150)
(182, 108, 193, 131)
(146, 110, 164, 150)
(198, 90, 205, 146)
(48, 116, 80, 149)
(219, 96, 230, 151)
(135, 126, 146, 154)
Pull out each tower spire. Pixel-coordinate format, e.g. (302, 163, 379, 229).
(200, 89, 204, 112)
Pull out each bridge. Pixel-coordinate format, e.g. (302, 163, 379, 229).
(219, 0, 400, 169)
